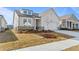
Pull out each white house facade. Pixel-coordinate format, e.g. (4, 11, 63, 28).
(0, 15, 7, 32)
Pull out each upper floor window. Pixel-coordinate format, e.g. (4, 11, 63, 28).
(21, 10, 32, 15)
(27, 10, 32, 15)
(23, 11, 27, 14)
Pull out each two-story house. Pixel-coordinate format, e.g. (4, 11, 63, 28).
(13, 9, 42, 32)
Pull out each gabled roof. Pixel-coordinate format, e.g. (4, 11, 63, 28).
(40, 8, 60, 20)
(60, 14, 79, 21)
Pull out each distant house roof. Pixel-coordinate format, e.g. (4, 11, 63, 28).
(60, 14, 79, 22)
(0, 15, 7, 24)
(15, 9, 41, 18)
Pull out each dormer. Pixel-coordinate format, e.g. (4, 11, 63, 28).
(20, 9, 33, 15)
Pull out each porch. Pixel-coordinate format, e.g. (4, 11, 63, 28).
(60, 20, 79, 30)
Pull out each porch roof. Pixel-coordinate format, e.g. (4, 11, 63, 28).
(60, 14, 79, 22)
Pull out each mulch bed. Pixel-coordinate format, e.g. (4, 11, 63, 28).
(39, 33, 57, 39)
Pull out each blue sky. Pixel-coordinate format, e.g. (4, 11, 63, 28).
(0, 7, 79, 25)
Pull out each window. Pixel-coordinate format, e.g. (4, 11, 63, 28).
(21, 10, 32, 15)
(24, 19, 27, 24)
(28, 10, 32, 15)
(28, 19, 31, 24)
(23, 18, 31, 24)
(23, 11, 27, 14)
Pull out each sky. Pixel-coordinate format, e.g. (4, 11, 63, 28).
(0, 7, 79, 25)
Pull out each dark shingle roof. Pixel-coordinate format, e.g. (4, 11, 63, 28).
(15, 10, 41, 18)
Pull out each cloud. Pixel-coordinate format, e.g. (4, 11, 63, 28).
(0, 7, 13, 25)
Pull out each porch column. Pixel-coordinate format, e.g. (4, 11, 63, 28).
(66, 20, 68, 29)
(67, 21, 70, 29)
(74, 24, 76, 29)
(65, 20, 67, 29)
(33, 19, 36, 30)
(71, 22, 73, 29)
(72, 23, 74, 30)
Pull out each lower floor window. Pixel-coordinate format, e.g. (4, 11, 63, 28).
(23, 19, 32, 24)
(28, 19, 31, 24)
(24, 19, 28, 24)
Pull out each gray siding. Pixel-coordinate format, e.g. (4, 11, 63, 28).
(40, 8, 60, 31)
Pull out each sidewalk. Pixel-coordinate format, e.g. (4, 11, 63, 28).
(15, 30, 79, 51)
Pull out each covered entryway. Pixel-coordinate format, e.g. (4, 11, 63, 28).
(35, 19, 44, 31)
(36, 19, 41, 30)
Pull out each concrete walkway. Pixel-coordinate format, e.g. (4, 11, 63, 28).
(15, 30, 79, 51)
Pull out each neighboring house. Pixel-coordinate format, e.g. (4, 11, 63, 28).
(40, 8, 60, 31)
(0, 15, 7, 32)
(60, 14, 79, 30)
(13, 8, 60, 31)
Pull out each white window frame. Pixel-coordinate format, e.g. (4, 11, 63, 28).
(27, 10, 32, 15)
(23, 19, 28, 24)
(28, 18, 32, 24)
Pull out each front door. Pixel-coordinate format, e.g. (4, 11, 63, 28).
(36, 19, 40, 30)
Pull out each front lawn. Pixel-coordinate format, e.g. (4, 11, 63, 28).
(0, 30, 73, 51)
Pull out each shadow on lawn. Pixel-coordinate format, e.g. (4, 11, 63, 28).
(0, 30, 18, 43)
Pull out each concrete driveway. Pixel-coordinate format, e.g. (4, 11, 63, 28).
(55, 30, 79, 38)
(14, 30, 79, 51)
